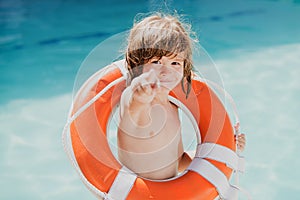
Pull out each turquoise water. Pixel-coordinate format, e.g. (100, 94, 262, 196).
(1, 0, 300, 199)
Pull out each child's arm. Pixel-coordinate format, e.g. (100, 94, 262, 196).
(119, 69, 160, 128)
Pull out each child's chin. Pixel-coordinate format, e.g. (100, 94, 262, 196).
(160, 82, 177, 91)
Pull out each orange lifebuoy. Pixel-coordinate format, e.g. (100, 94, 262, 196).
(68, 61, 238, 200)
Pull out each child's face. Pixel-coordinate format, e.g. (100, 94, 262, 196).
(143, 54, 184, 91)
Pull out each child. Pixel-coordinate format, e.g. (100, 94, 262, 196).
(117, 13, 245, 180)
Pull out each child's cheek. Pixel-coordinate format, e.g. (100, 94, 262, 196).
(173, 67, 184, 80)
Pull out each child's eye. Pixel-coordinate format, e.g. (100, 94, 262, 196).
(171, 62, 182, 67)
(151, 60, 161, 64)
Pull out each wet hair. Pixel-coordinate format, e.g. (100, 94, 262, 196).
(126, 13, 195, 97)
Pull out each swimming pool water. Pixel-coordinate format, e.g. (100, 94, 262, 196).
(1, 0, 300, 199)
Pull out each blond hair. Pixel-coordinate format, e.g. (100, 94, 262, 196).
(126, 13, 195, 97)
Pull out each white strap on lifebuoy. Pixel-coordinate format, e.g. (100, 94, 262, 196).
(113, 59, 130, 86)
(113, 59, 127, 77)
(196, 143, 245, 173)
(187, 158, 239, 200)
(192, 76, 251, 199)
(106, 166, 137, 200)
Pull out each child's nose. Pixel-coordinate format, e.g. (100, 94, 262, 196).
(159, 65, 172, 76)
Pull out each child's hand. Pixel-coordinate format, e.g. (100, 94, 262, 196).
(130, 69, 160, 104)
(235, 133, 246, 152)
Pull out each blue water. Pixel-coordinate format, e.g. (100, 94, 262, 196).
(1, 0, 300, 199)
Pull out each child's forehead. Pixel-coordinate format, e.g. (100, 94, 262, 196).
(152, 52, 186, 60)
(174, 52, 186, 59)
